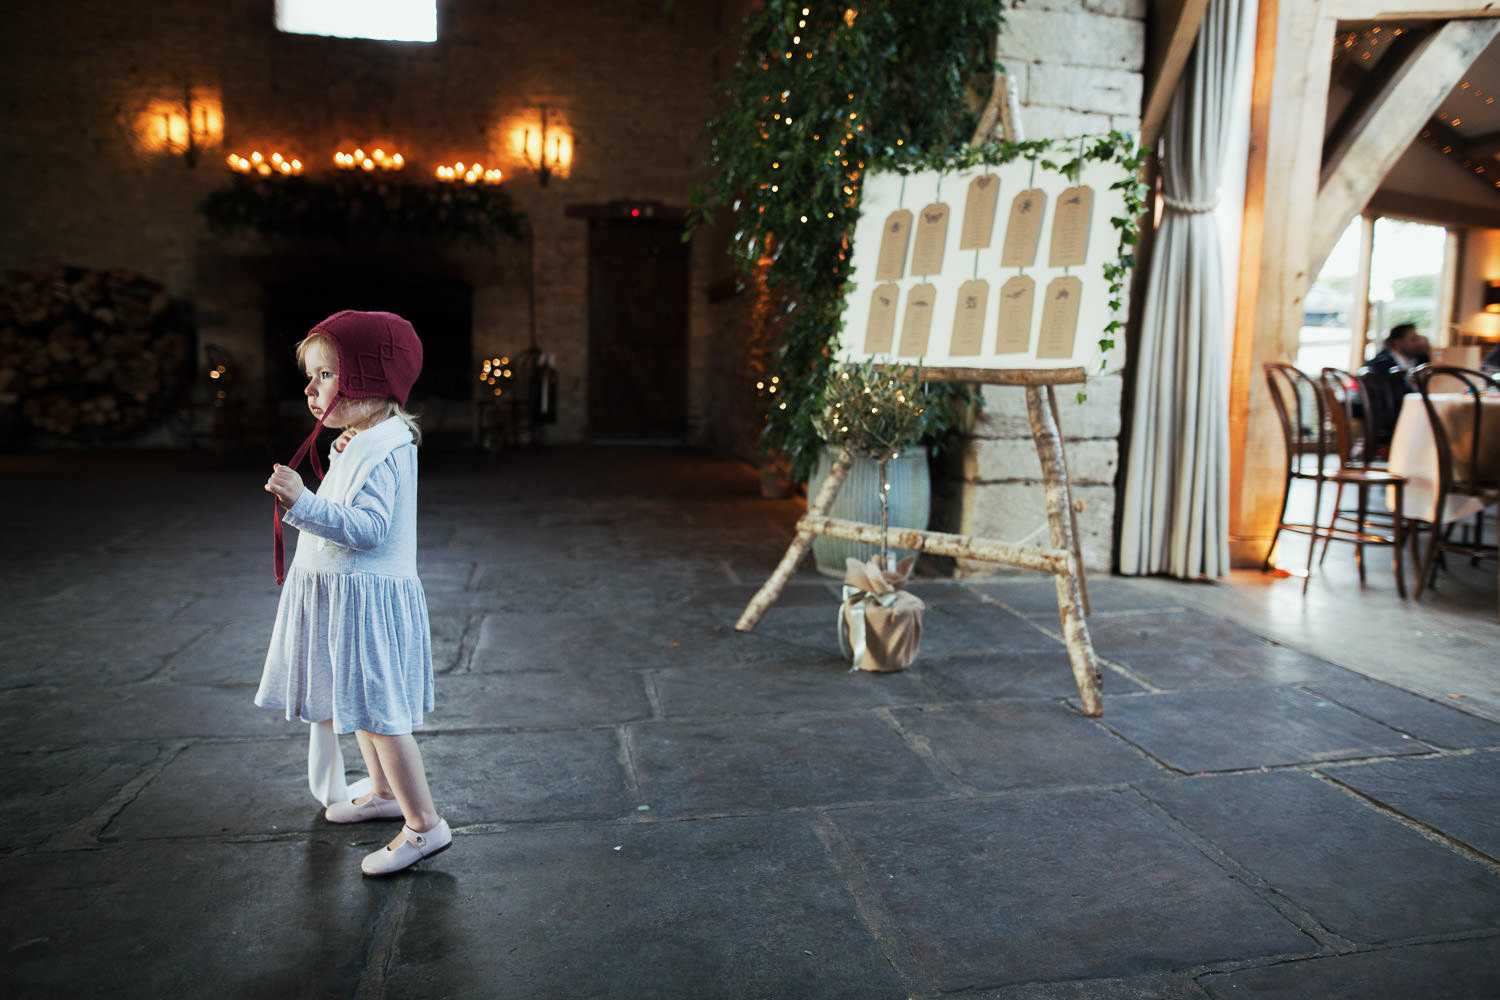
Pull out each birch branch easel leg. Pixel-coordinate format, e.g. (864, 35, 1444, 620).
(1028, 386, 1103, 716)
(1046, 385, 1091, 617)
(736, 448, 854, 631)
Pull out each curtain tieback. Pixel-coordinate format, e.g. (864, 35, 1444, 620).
(1161, 194, 1219, 214)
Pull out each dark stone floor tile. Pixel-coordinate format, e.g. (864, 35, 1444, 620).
(421, 729, 633, 824)
(417, 556, 477, 593)
(929, 602, 1073, 653)
(1302, 674, 1500, 750)
(104, 738, 319, 840)
(891, 701, 1162, 793)
(830, 791, 1311, 990)
(971, 577, 1179, 617)
(0, 744, 162, 847)
(1086, 611, 1267, 654)
(968, 973, 1210, 999)
(919, 649, 1144, 701)
(167, 620, 277, 684)
(433, 670, 652, 730)
(629, 712, 945, 815)
(650, 658, 933, 719)
(170, 595, 279, 629)
(1199, 938, 1500, 1000)
(1326, 751, 1500, 861)
(2, 620, 212, 688)
(0, 839, 380, 1000)
(386, 816, 907, 1000)
(1105, 643, 1355, 691)
(1138, 770, 1500, 944)
(1100, 686, 1430, 772)
(0, 683, 296, 747)
(470, 609, 741, 672)
(694, 579, 843, 609)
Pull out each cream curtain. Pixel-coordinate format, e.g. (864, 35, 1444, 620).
(1118, 0, 1251, 579)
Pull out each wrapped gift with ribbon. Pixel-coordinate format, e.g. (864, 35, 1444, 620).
(839, 555, 925, 672)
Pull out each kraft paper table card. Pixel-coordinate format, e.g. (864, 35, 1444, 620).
(1037, 276, 1083, 359)
(949, 278, 989, 356)
(910, 203, 950, 277)
(1000, 188, 1046, 268)
(875, 210, 912, 281)
(959, 174, 999, 250)
(864, 283, 899, 354)
(1048, 185, 1093, 268)
(897, 283, 936, 358)
(995, 275, 1035, 355)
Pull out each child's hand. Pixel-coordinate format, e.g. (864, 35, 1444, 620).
(265, 464, 305, 508)
(334, 427, 359, 453)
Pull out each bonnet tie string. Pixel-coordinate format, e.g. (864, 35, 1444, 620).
(273, 394, 335, 585)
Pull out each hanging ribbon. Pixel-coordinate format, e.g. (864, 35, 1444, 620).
(272, 392, 336, 585)
(838, 585, 898, 671)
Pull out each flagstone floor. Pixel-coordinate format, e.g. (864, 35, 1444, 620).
(1, 448, 1497, 999)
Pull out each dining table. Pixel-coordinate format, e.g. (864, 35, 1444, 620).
(1387, 390, 1500, 618)
(1387, 392, 1500, 525)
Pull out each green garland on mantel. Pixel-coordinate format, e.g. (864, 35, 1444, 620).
(199, 172, 527, 247)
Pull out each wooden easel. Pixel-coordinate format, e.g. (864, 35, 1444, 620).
(734, 75, 1105, 717)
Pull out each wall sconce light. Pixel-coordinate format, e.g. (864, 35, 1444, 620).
(1484, 281, 1500, 313)
(140, 86, 222, 166)
(521, 106, 572, 187)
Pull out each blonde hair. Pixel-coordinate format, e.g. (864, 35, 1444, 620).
(295, 332, 423, 446)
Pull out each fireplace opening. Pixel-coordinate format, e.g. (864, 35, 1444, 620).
(264, 274, 474, 403)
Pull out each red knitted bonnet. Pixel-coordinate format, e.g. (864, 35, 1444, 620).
(311, 309, 423, 406)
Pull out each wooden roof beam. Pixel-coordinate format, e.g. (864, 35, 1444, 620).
(1321, 25, 1433, 179)
(1311, 16, 1500, 275)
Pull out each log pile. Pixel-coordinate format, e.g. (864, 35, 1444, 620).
(0, 267, 195, 441)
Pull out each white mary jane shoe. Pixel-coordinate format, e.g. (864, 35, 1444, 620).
(361, 819, 452, 877)
(325, 793, 405, 824)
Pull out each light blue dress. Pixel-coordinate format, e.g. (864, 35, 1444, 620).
(255, 442, 434, 735)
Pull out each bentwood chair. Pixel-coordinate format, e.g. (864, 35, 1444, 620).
(1263, 362, 1407, 595)
(1318, 367, 1402, 566)
(1409, 365, 1500, 602)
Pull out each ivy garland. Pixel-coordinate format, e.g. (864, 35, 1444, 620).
(199, 172, 527, 248)
(691, 0, 1004, 482)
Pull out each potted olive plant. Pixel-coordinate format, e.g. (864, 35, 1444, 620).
(808, 361, 933, 576)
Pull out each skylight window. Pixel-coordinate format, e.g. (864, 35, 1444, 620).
(275, 0, 437, 43)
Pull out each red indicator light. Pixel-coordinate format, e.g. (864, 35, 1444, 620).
(631, 208, 640, 217)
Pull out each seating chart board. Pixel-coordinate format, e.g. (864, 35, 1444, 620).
(838, 153, 1126, 372)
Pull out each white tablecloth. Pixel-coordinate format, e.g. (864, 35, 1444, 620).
(1388, 393, 1500, 524)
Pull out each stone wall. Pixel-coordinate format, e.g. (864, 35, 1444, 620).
(0, 0, 724, 447)
(952, 0, 1146, 573)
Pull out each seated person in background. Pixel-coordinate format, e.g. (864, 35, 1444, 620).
(1366, 323, 1429, 389)
(1484, 341, 1500, 372)
(1360, 324, 1429, 456)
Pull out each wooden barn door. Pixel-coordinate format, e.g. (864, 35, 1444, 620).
(585, 218, 690, 441)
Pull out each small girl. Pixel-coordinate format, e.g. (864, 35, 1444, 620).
(257, 309, 450, 876)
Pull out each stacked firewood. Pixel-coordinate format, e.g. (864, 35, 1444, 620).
(0, 267, 195, 440)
